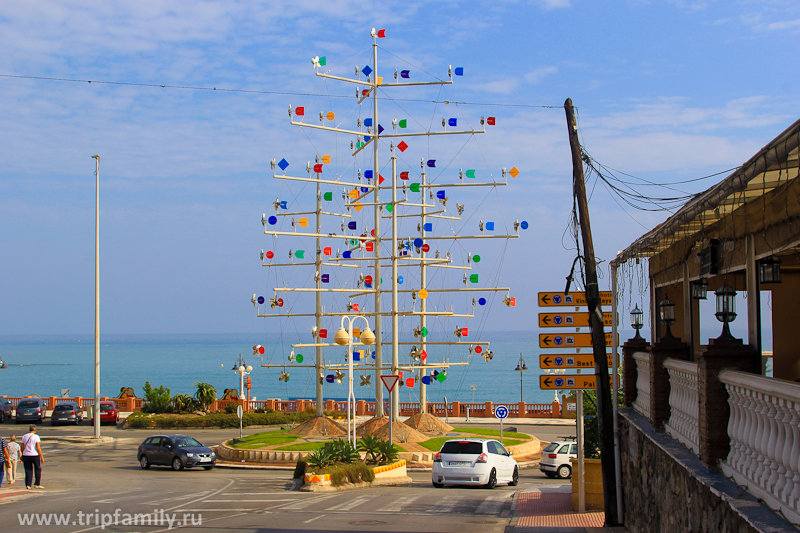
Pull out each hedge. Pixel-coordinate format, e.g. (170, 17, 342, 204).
(125, 410, 316, 428)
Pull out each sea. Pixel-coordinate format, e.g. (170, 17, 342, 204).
(0, 331, 637, 405)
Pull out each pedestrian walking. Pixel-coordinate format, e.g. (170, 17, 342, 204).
(0, 435, 8, 486)
(21, 425, 45, 490)
(6, 435, 21, 484)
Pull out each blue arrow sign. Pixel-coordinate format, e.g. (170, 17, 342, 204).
(494, 405, 509, 419)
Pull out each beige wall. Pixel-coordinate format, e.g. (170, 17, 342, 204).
(772, 270, 800, 382)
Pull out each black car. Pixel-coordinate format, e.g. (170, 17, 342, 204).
(137, 434, 216, 471)
(16, 398, 45, 424)
(0, 396, 13, 422)
(51, 402, 84, 426)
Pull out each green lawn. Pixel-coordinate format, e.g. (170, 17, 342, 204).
(275, 441, 327, 451)
(418, 436, 526, 452)
(452, 427, 530, 440)
(232, 430, 301, 449)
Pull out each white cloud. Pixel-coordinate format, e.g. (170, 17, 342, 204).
(763, 18, 800, 31)
(524, 66, 558, 84)
(532, 0, 571, 8)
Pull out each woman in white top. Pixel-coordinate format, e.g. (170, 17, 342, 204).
(6, 435, 21, 484)
(21, 425, 45, 489)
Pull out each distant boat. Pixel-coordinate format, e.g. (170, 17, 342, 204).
(0, 361, 7, 369)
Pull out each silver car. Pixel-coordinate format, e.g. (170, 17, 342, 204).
(16, 398, 45, 424)
(51, 402, 84, 426)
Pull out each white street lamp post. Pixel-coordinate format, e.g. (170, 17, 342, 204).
(92, 155, 100, 439)
(232, 355, 253, 405)
(334, 315, 375, 447)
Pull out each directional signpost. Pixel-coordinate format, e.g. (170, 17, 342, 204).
(539, 312, 614, 328)
(539, 332, 616, 348)
(539, 374, 612, 390)
(540, 353, 613, 369)
(538, 291, 612, 307)
(494, 405, 509, 444)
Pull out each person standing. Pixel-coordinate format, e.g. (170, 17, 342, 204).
(6, 435, 21, 484)
(0, 435, 8, 486)
(21, 425, 44, 489)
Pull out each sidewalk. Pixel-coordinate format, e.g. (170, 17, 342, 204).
(510, 485, 627, 533)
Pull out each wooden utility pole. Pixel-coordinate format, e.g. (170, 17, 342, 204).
(564, 98, 619, 526)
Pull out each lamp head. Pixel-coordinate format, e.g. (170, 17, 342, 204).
(334, 327, 350, 346)
(359, 327, 375, 346)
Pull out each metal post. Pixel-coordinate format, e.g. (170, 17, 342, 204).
(577, 388, 585, 512)
(315, 166, 324, 417)
(92, 155, 100, 440)
(371, 34, 384, 418)
(611, 262, 624, 522)
(419, 170, 428, 413)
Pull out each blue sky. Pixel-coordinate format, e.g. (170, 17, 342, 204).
(0, 1, 797, 337)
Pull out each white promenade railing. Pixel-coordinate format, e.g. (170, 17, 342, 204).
(632, 351, 651, 420)
(663, 358, 699, 455)
(720, 369, 800, 526)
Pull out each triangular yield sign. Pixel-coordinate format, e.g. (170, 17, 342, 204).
(381, 374, 400, 393)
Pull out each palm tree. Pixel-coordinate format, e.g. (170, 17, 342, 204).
(193, 382, 217, 412)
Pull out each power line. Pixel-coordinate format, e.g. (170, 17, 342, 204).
(0, 73, 560, 109)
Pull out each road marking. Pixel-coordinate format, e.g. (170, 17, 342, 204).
(220, 492, 289, 495)
(204, 499, 290, 502)
(429, 494, 460, 513)
(379, 494, 423, 512)
(278, 494, 338, 510)
(474, 493, 509, 515)
(326, 495, 372, 511)
(175, 508, 270, 512)
(303, 514, 325, 524)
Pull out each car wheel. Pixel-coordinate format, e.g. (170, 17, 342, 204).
(509, 467, 519, 486)
(544, 472, 557, 479)
(432, 481, 443, 488)
(557, 465, 572, 479)
(485, 468, 497, 489)
(140, 456, 150, 469)
(203, 465, 215, 471)
(172, 457, 184, 471)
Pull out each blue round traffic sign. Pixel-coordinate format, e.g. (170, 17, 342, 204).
(553, 295, 562, 304)
(554, 316, 563, 325)
(554, 336, 564, 346)
(494, 405, 509, 419)
(555, 357, 564, 366)
(555, 378, 564, 387)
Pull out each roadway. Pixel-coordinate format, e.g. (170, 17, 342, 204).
(0, 421, 578, 533)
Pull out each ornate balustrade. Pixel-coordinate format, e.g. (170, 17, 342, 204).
(663, 358, 699, 454)
(632, 351, 652, 419)
(720, 369, 800, 526)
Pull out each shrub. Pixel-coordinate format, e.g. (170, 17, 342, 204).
(327, 439, 359, 464)
(377, 440, 399, 465)
(142, 382, 172, 414)
(357, 435, 382, 465)
(172, 394, 199, 413)
(325, 463, 374, 487)
(293, 459, 307, 480)
(306, 448, 333, 469)
(193, 382, 217, 411)
(124, 410, 315, 428)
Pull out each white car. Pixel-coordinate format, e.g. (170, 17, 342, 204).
(539, 440, 578, 478)
(432, 438, 519, 489)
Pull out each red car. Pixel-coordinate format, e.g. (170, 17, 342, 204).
(91, 401, 119, 425)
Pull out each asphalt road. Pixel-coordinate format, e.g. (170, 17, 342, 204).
(0, 422, 573, 533)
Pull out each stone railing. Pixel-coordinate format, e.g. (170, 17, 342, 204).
(663, 358, 699, 455)
(632, 351, 652, 420)
(719, 369, 800, 526)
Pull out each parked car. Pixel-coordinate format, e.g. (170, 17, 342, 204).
(16, 398, 45, 424)
(0, 396, 13, 422)
(432, 438, 518, 489)
(539, 440, 578, 479)
(137, 434, 216, 471)
(91, 401, 119, 425)
(50, 402, 84, 426)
